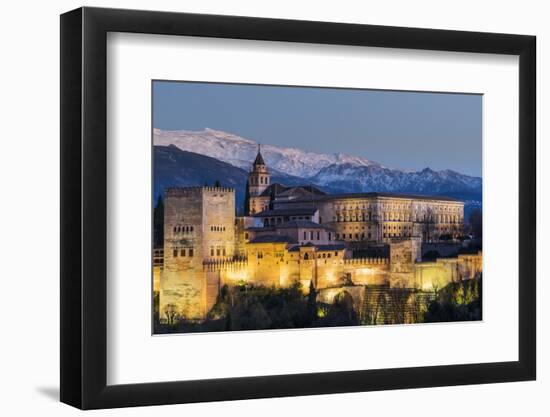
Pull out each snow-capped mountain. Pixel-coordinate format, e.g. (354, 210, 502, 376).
(154, 128, 381, 178)
(311, 164, 482, 194)
(153, 128, 481, 200)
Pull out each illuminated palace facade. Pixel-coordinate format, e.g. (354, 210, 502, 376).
(158, 148, 481, 320)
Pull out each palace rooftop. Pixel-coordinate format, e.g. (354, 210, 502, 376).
(275, 191, 463, 203)
(251, 208, 318, 218)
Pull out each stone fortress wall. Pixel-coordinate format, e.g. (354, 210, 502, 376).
(159, 186, 481, 321)
(161, 186, 235, 319)
(158, 148, 480, 321)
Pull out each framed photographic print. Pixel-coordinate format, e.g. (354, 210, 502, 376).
(60, 6, 536, 409)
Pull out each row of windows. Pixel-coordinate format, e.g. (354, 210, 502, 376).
(336, 233, 373, 240)
(303, 230, 321, 241)
(334, 205, 374, 211)
(383, 225, 412, 231)
(338, 225, 373, 231)
(333, 213, 462, 223)
(210, 225, 227, 232)
(333, 202, 461, 213)
(172, 248, 194, 258)
(250, 176, 269, 185)
(263, 216, 311, 226)
(334, 213, 373, 222)
(210, 247, 227, 257)
(303, 251, 339, 260)
(173, 225, 194, 233)
(383, 233, 412, 239)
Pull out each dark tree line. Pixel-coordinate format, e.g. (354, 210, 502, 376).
(153, 195, 164, 249)
(154, 281, 360, 334)
(424, 276, 482, 322)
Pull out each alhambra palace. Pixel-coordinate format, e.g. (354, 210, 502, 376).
(155, 147, 482, 321)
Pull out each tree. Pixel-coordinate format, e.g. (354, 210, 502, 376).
(243, 179, 251, 216)
(307, 280, 317, 322)
(153, 194, 164, 248)
(164, 304, 179, 325)
(468, 209, 483, 239)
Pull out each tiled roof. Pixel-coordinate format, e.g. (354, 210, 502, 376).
(288, 243, 346, 252)
(259, 183, 288, 197)
(275, 220, 332, 230)
(277, 192, 462, 203)
(251, 208, 318, 217)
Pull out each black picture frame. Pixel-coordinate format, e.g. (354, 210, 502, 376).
(60, 6, 536, 410)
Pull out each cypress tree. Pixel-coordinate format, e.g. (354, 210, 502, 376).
(153, 194, 164, 248)
(243, 179, 251, 216)
(307, 279, 317, 323)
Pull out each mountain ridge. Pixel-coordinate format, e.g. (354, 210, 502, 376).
(154, 145, 482, 217)
(154, 128, 385, 178)
(154, 128, 481, 196)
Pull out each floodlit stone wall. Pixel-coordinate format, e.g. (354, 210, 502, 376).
(160, 187, 235, 320)
(276, 195, 465, 244)
(158, 187, 479, 322)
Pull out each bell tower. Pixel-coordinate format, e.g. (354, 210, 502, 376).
(248, 144, 270, 197)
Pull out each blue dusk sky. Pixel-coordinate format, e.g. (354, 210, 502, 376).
(153, 81, 482, 177)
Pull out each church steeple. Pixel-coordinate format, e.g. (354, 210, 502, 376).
(253, 144, 266, 167)
(248, 144, 271, 205)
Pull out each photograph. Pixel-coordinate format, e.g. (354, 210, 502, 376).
(152, 81, 483, 334)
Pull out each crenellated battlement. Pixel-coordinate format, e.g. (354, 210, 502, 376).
(343, 257, 389, 266)
(203, 257, 249, 271)
(165, 186, 235, 197)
